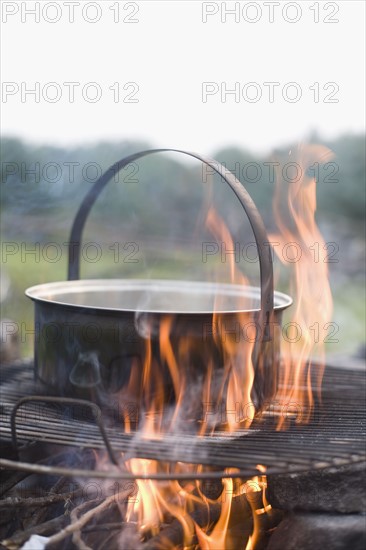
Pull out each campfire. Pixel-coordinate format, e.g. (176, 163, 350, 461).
(0, 147, 365, 550)
(112, 145, 332, 548)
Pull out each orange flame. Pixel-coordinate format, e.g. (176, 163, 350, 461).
(104, 145, 334, 547)
(206, 206, 256, 432)
(195, 477, 234, 550)
(121, 203, 261, 545)
(269, 144, 334, 428)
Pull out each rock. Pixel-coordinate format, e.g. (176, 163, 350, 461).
(267, 513, 366, 550)
(267, 462, 366, 513)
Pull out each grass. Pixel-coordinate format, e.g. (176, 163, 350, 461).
(330, 280, 365, 355)
(1, 241, 364, 359)
(1, 241, 217, 356)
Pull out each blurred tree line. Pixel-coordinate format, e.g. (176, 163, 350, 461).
(1, 133, 365, 244)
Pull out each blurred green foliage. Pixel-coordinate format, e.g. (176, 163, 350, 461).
(214, 134, 366, 225)
(1, 134, 364, 231)
(1, 134, 365, 356)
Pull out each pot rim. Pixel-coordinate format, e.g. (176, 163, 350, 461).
(25, 278, 293, 315)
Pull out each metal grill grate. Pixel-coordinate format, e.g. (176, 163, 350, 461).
(1, 360, 365, 478)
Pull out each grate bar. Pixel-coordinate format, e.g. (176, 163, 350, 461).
(1, 361, 365, 475)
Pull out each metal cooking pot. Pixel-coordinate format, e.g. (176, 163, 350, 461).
(26, 149, 292, 413)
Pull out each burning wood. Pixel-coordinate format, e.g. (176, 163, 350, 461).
(44, 489, 133, 549)
(0, 453, 281, 550)
(142, 494, 252, 549)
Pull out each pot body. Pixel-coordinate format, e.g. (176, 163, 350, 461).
(27, 279, 291, 417)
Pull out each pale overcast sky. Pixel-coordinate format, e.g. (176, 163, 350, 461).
(1, 0, 365, 154)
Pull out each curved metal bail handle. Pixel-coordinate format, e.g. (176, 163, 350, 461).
(67, 148, 273, 338)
